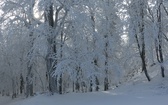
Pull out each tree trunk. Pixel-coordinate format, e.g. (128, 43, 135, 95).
(45, 2, 57, 94)
(95, 76, 99, 91)
(104, 39, 109, 90)
(59, 74, 62, 94)
(89, 80, 93, 92)
(141, 54, 151, 81)
(157, 1, 165, 77)
(104, 77, 109, 91)
(26, 65, 34, 97)
(134, 1, 151, 81)
(20, 74, 24, 94)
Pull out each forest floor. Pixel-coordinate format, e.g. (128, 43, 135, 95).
(1, 76, 168, 105)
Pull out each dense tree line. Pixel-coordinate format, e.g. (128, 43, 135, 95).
(0, 0, 168, 98)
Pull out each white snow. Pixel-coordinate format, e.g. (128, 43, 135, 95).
(1, 76, 168, 105)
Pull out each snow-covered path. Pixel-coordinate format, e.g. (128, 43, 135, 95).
(2, 77, 168, 105)
(3, 91, 168, 105)
(0, 97, 12, 105)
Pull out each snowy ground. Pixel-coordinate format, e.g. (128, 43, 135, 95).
(1, 76, 168, 105)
